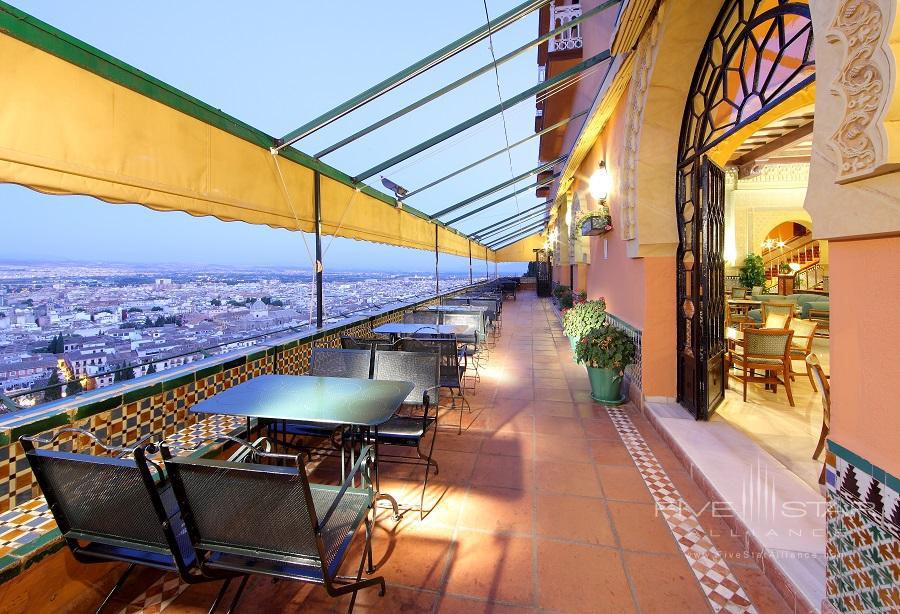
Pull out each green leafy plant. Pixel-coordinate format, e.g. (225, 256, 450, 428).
(562, 298, 607, 340)
(552, 284, 571, 300)
(574, 324, 636, 372)
(778, 262, 791, 274)
(571, 207, 612, 240)
(558, 289, 574, 309)
(738, 254, 766, 289)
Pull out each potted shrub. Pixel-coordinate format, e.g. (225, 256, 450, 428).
(575, 324, 636, 404)
(738, 254, 766, 292)
(562, 298, 607, 352)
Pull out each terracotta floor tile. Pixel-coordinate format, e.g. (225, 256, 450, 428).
(606, 501, 679, 554)
(430, 450, 477, 485)
(533, 387, 574, 403)
(537, 540, 637, 613)
(471, 453, 533, 490)
(623, 551, 711, 613)
(349, 519, 454, 591)
(527, 399, 577, 418)
(536, 493, 616, 546)
(348, 584, 437, 613)
(532, 415, 583, 437)
(534, 459, 602, 497)
(444, 531, 535, 605)
(596, 465, 653, 503)
(581, 417, 621, 440)
(728, 559, 793, 613)
(588, 438, 635, 466)
(460, 486, 534, 534)
(533, 434, 592, 463)
(481, 431, 533, 458)
(435, 595, 536, 613)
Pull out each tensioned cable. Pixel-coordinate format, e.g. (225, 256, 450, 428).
(383, 61, 603, 181)
(269, 150, 319, 328)
(482, 0, 521, 214)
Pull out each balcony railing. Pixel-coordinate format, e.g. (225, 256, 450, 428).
(548, 2, 583, 53)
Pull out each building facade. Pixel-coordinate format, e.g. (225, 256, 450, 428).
(538, 1, 900, 611)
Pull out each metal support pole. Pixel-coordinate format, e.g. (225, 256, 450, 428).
(434, 226, 440, 294)
(468, 241, 473, 286)
(314, 172, 324, 328)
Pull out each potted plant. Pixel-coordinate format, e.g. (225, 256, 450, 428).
(738, 254, 766, 292)
(575, 324, 636, 404)
(562, 298, 607, 352)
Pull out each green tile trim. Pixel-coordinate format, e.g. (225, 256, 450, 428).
(247, 349, 267, 362)
(162, 373, 195, 392)
(74, 395, 123, 420)
(828, 439, 898, 491)
(10, 413, 71, 440)
(195, 364, 223, 380)
(123, 383, 162, 404)
(0, 433, 10, 447)
(222, 356, 246, 371)
(14, 530, 62, 564)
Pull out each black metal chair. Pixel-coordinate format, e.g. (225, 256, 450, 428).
(402, 311, 440, 326)
(161, 440, 384, 612)
(469, 298, 500, 338)
(269, 348, 373, 454)
(400, 337, 470, 434)
(20, 428, 241, 613)
(442, 312, 486, 387)
(372, 350, 440, 517)
(340, 336, 393, 353)
(442, 298, 470, 307)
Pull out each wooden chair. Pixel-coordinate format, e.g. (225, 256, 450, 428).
(731, 328, 795, 406)
(808, 308, 830, 336)
(788, 319, 819, 389)
(806, 354, 830, 484)
(762, 301, 795, 325)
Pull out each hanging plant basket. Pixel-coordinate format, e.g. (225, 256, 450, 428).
(580, 213, 613, 237)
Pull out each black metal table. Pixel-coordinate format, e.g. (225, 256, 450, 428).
(190, 374, 414, 516)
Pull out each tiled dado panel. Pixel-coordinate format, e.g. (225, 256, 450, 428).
(0, 289, 452, 516)
(825, 441, 900, 613)
(605, 313, 643, 391)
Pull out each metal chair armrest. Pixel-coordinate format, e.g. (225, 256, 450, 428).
(19, 427, 150, 457)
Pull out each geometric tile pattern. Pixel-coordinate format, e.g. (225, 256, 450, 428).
(606, 406, 756, 613)
(0, 496, 54, 557)
(118, 573, 188, 614)
(825, 449, 900, 613)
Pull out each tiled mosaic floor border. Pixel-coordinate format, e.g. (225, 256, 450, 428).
(606, 405, 756, 613)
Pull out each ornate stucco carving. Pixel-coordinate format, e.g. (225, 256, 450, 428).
(620, 1, 665, 240)
(826, 0, 899, 182)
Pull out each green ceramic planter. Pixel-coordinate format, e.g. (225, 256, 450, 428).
(568, 335, 577, 353)
(586, 366, 626, 405)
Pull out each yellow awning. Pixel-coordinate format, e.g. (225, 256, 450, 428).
(0, 7, 489, 260)
(494, 233, 545, 262)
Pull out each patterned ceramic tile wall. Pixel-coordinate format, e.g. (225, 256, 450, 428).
(825, 442, 900, 612)
(606, 313, 643, 390)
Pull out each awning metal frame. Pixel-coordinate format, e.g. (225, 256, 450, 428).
(487, 220, 548, 248)
(446, 173, 558, 225)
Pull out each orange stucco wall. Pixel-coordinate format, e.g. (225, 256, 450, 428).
(829, 236, 900, 475)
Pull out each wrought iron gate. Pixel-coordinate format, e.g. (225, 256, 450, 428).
(533, 248, 552, 297)
(675, 0, 815, 419)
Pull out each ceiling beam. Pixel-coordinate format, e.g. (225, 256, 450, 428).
(404, 111, 587, 198)
(445, 173, 559, 225)
(353, 51, 610, 182)
(313, 0, 619, 158)
(733, 121, 813, 169)
(477, 210, 549, 240)
(470, 201, 550, 237)
(432, 156, 565, 219)
(487, 220, 548, 248)
(276, 0, 551, 150)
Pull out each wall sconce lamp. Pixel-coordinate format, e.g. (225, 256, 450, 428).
(589, 161, 610, 201)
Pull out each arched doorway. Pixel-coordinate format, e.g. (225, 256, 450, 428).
(675, 0, 815, 419)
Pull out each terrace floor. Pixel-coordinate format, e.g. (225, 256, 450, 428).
(104, 294, 791, 613)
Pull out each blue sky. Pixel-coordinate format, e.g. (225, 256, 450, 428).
(1, 1, 548, 273)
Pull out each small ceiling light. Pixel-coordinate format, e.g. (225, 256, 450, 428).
(380, 176, 409, 199)
(589, 161, 610, 201)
